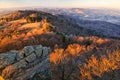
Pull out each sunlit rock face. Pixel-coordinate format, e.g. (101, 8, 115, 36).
(0, 45, 51, 80)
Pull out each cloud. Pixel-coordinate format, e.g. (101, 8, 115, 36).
(0, 0, 120, 9)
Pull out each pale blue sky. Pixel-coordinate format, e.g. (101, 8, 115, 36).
(0, 0, 120, 9)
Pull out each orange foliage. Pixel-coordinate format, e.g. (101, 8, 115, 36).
(50, 49, 65, 64)
(0, 76, 4, 80)
(2, 65, 16, 79)
(96, 38, 110, 45)
(50, 42, 120, 80)
(50, 44, 83, 80)
(66, 44, 85, 56)
(80, 50, 120, 80)
(0, 19, 60, 53)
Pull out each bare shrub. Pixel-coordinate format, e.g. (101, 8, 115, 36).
(79, 50, 120, 80)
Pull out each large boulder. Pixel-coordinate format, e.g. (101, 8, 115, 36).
(42, 47, 49, 57)
(35, 45, 43, 57)
(0, 50, 17, 69)
(25, 53, 36, 63)
(23, 46, 35, 56)
(0, 44, 51, 80)
(16, 52, 24, 61)
(12, 59, 27, 69)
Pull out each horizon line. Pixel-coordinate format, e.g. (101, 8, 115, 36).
(0, 6, 120, 10)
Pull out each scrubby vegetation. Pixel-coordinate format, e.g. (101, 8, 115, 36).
(80, 50, 120, 80)
(0, 18, 58, 53)
(26, 14, 42, 23)
(50, 43, 120, 80)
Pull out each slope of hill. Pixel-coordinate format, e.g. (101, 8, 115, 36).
(0, 10, 120, 53)
(1, 10, 120, 38)
(38, 8, 120, 38)
(0, 10, 51, 21)
(77, 20, 120, 38)
(0, 10, 120, 80)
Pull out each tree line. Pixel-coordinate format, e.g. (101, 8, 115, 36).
(26, 16, 42, 23)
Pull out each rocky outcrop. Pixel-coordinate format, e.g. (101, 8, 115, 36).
(0, 45, 51, 80)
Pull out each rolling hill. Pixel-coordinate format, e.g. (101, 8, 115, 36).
(0, 10, 120, 80)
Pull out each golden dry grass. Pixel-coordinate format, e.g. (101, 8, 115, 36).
(50, 42, 120, 80)
(80, 50, 120, 80)
(8, 19, 26, 24)
(19, 22, 41, 29)
(0, 76, 4, 80)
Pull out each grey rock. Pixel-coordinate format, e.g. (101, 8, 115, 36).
(37, 56, 50, 72)
(23, 46, 34, 56)
(16, 52, 24, 61)
(0, 54, 9, 69)
(48, 47, 51, 53)
(0, 51, 17, 69)
(35, 48, 43, 57)
(36, 45, 42, 50)
(25, 53, 36, 63)
(13, 59, 27, 69)
(42, 47, 49, 56)
(15, 56, 50, 80)
(0, 44, 51, 80)
(0, 53, 8, 60)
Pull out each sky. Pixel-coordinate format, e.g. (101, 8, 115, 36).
(0, 0, 120, 9)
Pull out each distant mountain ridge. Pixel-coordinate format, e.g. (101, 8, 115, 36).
(0, 10, 120, 39)
(0, 10, 103, 37)
(38, 8, 120, 25)
(36, 8, 120, 38)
